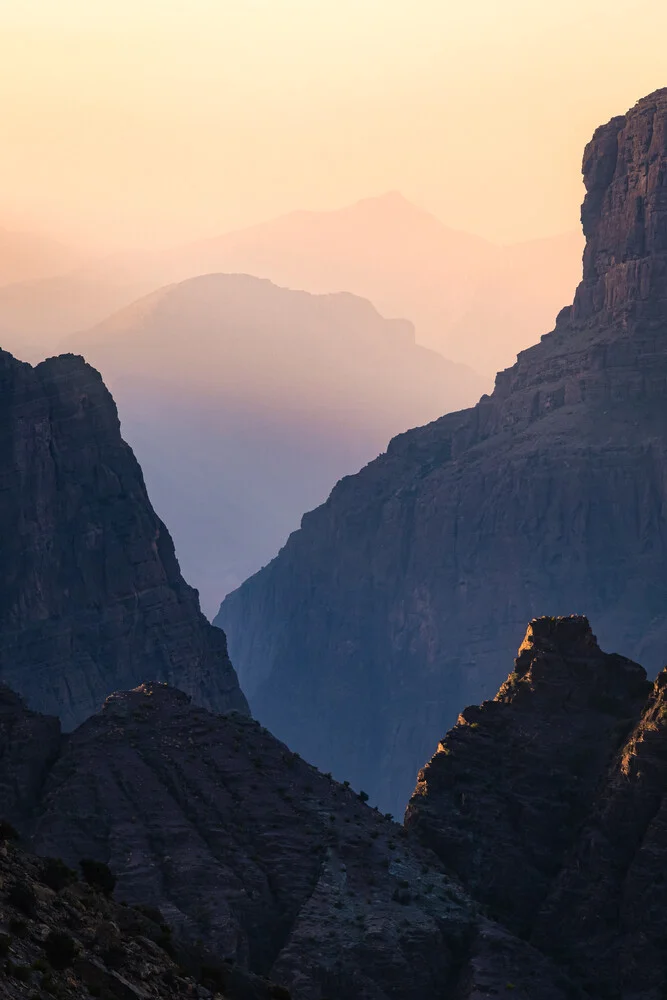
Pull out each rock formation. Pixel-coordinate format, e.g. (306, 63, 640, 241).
(0, 349, 248, 728)
(407, 615, 667, 1000)
(0, 681, 583, 1000)
(217, 88, 667, 813)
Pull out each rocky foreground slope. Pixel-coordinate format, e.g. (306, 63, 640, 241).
(3, 617, 667, 998)
(0, 681, 583, 1000)
(0, 349, 247, 729)
(407, 615, 667, 999)
(218, 87, 667, 813)
(0, 829, 282, 1000)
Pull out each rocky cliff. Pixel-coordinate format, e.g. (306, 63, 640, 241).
(0, 349, 248, 728)
(407, 615, 667, 1000)
(217, 87, 667, 813)
(0, 682, 582, 1000)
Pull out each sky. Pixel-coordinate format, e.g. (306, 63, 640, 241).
(2, 0, 667, 250)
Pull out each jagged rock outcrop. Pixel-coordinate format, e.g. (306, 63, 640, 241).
(0, 682, 583, 1000)
(407, 615, 667, 999)
(217, 88, 667, 814)
(0, 349, 247, 728)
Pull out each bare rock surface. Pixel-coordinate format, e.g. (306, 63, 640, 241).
(0, 349, 247, 729)
(408, 615, 667, 999)
(217, 88, 667, 814)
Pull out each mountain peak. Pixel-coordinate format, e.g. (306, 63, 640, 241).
(574, 86, 667, 325)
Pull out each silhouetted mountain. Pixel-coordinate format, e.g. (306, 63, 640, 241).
(0, 348, 247, 728)
(408, 615, 667, 998)
(0, 196, 581, 376)
(217, 89, 667, 813)
(69, 273, 484, 614)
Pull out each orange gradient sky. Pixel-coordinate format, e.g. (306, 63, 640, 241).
(2, 0, 666, 250)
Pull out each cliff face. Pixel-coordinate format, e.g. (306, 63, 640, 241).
(406, 615, 667, 999)
(217, 88, 667, 814)
(0, 350, 248, 728)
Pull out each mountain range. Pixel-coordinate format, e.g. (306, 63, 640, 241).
(0, 87, 665, 1000)
(0, 194, 581, 377)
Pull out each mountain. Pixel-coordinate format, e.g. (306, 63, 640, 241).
(217, 88, 667, 814)
(168, 192, 584, 376)
(0, 680, 586, 1000)
(407, 615, 667, 998)
(0, 348, 247, 728)
(68, 274, 485, 614)
(0, 196, 582, 377)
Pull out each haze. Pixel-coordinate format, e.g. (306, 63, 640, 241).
(3, 0, 667, 251)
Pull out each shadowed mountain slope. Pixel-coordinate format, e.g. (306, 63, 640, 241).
(0, 680, 585, 1000)
(217, 88, 667, 813)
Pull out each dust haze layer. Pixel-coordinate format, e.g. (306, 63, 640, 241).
(217, 88, 667, 814)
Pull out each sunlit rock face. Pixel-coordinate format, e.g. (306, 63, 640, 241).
(218, 89, 667, 815)
(407, 615, 667, 999)
(0, 349, 248, 728)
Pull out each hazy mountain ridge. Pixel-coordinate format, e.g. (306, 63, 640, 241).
(68, 273, 485, 614)
(217, 89, 667, 813)
(0, 194, 582, 377)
